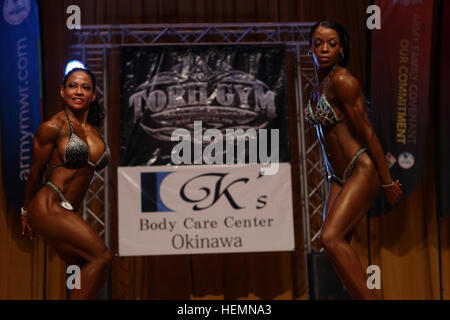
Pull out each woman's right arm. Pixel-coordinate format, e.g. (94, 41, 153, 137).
(21, 119, 61, 239)
(23, 120, 61, 209)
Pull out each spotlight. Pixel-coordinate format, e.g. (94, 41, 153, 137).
(64, 60, 86, 75)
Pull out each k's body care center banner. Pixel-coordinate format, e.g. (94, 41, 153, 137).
(118, 163, 294, 256)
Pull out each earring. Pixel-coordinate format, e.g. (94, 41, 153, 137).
(307, 49, 312, 56)
(339, 51, 344, 61)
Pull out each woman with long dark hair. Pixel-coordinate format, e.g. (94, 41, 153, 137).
(305, 20, 403, 299)
(20, 67, 112, 299)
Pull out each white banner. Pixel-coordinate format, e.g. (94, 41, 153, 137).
(118, 163, 295, 256)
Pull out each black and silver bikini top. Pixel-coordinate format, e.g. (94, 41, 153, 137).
(50, 109, 110, 172)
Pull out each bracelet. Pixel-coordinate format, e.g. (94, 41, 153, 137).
(20, 207, 28, 216)
(381, 181, 395, 188)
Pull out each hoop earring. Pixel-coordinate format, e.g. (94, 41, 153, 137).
(339, 51, 344, 62)
(307, 49, 312, 56)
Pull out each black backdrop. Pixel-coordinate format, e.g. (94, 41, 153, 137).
(120, 45, 289, 167)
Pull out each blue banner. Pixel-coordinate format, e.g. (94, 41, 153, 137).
(0, 0, 42, 211)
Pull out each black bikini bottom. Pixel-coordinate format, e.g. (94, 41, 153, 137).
(328, 148, 367, 187)
(45, 181, 75, 211)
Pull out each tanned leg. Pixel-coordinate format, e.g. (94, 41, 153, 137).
(29, 195, 112, 300)
(319, 159, 380, 300)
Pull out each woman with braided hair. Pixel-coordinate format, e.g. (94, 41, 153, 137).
(305, 20, 403, 299)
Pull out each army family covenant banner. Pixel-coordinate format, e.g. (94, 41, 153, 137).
(369, 0, 433, 216)
(438, 0, 450, 216)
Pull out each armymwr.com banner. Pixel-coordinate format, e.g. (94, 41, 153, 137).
(119, 45, 289, 166)
(0, 0, 42, 211)
(369, 0, 433, 217)
(118, 164, 294, 256)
